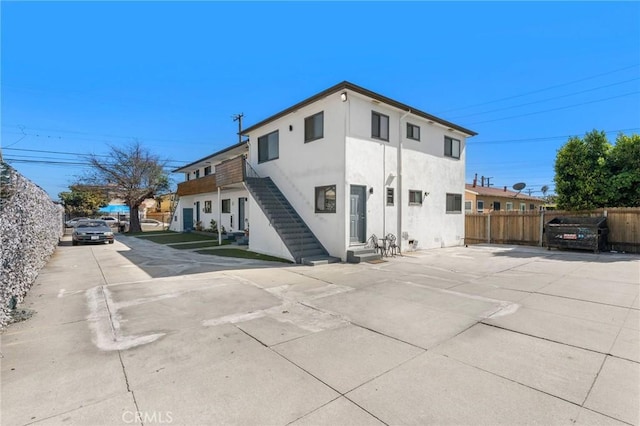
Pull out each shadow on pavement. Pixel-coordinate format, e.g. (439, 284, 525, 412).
(481, 244, 639, 263)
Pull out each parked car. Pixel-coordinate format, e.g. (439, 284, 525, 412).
(65, 217, 89, 228)
(72, 220, 114, 245)
(99, 216, 120, 227)
(140, 218, 169, 231)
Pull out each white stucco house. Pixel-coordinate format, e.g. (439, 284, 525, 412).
(171, 81, 476, 263)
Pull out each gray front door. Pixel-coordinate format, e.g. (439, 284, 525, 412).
(350, 185, 366, 243)
(238, 197, 246, 231)
(183, 208, 193, 230)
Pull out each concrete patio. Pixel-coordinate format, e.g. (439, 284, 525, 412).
(1, 235, 638, 425)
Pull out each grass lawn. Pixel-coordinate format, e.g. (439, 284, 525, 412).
(132, 232, 220, 244)
(170, 241, 232, 250)
(195, 248, 293, 263)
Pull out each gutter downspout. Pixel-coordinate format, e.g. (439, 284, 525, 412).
(218, 186, 222, 245)
(397, 109, 411, 251)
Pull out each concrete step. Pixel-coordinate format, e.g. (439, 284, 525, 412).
(301, 255, 341, 266)
(347, 250, 382, 264)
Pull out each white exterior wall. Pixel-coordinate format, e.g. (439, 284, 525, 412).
(345, 92, 467, 251)
(247, 196, 295, 262)
(246, 93, 347, 259)
(169, 188, 249, 233)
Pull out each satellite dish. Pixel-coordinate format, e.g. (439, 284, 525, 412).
(512, 182, 526, 191)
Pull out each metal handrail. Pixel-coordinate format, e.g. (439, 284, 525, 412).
(243, 159, 305, 262)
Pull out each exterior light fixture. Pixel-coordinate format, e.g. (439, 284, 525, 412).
(369, 187, 374, 194)
(341, 92, 348, 102)
(424, 191, 430, 198)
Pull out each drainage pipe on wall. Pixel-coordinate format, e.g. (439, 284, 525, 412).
(397, 109, 411, 251)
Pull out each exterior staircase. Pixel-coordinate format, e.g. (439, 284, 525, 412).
(244, 176, 340, 265)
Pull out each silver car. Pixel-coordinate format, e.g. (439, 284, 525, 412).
(72, 220, 115, 245)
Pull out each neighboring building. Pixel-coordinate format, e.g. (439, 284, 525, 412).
(464, 183, 545, 213)
(171, 81, 476, 263)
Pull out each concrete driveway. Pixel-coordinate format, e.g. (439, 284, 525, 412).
(1, 234, 638, 425)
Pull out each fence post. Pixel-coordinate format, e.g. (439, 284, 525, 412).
(539, 210, 545, 247)
(487, 213, 491, 244)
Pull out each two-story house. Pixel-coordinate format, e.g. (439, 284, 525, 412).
(171, 81, 476, 264)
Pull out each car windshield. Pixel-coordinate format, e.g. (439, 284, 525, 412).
(76, 221, 108, 228)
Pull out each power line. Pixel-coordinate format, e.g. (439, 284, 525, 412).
(467, 91, 640, 125)
(436, 64, 639, 114)
(467, 127, 640, 145)
(449, 77, 640, 120)
(2, 147, 190, 167)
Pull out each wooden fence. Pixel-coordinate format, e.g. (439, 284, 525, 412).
(465, 207, 640, 253)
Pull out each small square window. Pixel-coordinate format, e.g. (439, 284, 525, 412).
(446, 193, 462, 213)
(530, 203, 535, 210)
(304, 111, 324, 142)
(465, 201, 472, 212)
(444, 136, 461, 159)
(506, 202, 514, 211)
(409, 190, 423, 205)
(204, 200, 212, 213)
(204, 166, 212, 176)
(315, 185, 336, 213)
(222, 199, 231, 213)
(372, 111, 389, 141)
(407, 123, 420, 141)
(386, 188, 394, 206)
(477, 200, 484, 213)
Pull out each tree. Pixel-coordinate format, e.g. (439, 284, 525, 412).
(554, 130, 639, 210)
(58, 185, 108, 217)
(540, 185, 549, 202)
(86, 141, 169, 233)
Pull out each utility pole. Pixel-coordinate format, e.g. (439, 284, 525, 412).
(232, 113, 244, 144)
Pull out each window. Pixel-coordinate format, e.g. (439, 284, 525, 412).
(477, 200, 484, 213)
(186, 173, 190, 181)
(493, 201, 501, 211)
(194, 170, 200, 179)
(372, 111, 389, 141)
(465, 201, 472, 212)
(258, 130, 279, 163)
(304, 111, 324, 142)
(222, 199, 231, 213)
(446, 193, 462, 213)
(204, 166, 212, 176)
(520, 203, 527, 212)
(409, 190, 423, 205)
(386, 188, 395, 206)
(407, 123, 420, 141)
(530, 203, 535, 210)
(444, 136, 461, 159)
(204, 200, 212, 213)
(506, 202, 513, 211)
(315, 185, 336, 213)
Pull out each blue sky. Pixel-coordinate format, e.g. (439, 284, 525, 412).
(2, 1, 639, 200)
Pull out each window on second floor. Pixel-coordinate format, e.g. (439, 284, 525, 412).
(204, 166, 212, 176)
(407, 123, 420, 141)
(446, 193, 462, 213)
(194, 170, 200, 179)
(222, 199, 231, 213)
(372, 111, 389, 141)
(304, 111, 324, 142)
(258, 130, 279, 163)
(444, 136, 461, 159)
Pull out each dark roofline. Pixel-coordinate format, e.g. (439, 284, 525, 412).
(171, 141, 247, 173)
(241, 81, 478, 137)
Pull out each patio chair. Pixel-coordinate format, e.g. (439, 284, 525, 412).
(385, 233, 401, 256)
(367, 234, 386, 257)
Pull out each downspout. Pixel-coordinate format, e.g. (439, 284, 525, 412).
(218, 186, 222, 245)
(397, 109, 411, 251)
(343, 91, 350, 253)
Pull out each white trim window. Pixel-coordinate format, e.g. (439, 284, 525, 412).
(465, 201, 472, 213)
(372, 111, 389, 141)
(444, 136, 461, 159)
(304, 111, 324, 143)
(477, 200, 484, 213)
(506, 202, 514, 211)
(258, 130, 279, 163)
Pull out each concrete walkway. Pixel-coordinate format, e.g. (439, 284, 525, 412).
(1, 235, 638, 425)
